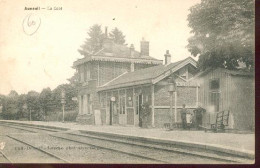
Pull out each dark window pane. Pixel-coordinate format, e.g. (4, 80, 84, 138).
(210, 79, 220, 90)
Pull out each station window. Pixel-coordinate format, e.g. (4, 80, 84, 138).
(210, 79, 220, 90)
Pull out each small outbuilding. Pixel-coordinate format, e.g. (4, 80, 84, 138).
(193, 68, 254, 130)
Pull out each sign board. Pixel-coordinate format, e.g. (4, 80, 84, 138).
(72, 97, 78, 101)
(110, 97, 115, 102)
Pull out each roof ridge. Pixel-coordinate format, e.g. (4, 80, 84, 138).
(97, 57, 198, 91)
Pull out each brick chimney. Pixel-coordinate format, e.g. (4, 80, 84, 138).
(130, 44, 135, 57)
(164, 50, 171, 65)
(105, 26, 108, 37)
(103, 27, 113, 51)
(140, 38, 149, 56)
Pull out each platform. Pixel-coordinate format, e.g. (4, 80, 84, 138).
(0, 120, 255, 159)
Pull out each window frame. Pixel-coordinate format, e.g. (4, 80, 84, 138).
(209, 78, 220, 90)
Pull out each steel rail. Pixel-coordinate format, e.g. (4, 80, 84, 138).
(0, 122, 251, 163)
(50, 134, 169, 164)
(6, 135, 70, 163)
(0, 123, 36, 133)
(64, 132, 242, 163)
(0, 150, 13, 163)
(0, 123, 59, 133)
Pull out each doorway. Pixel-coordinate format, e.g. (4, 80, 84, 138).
(138, 94, 143, 127)
(109, 101, 113, 125)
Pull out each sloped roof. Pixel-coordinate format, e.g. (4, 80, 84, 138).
(222, 68, 254, 76)
(98, 57, 197, 91)
(98, 43, 159, 60)
(73, 41, 163, 67)
(189, 68, 254, 81)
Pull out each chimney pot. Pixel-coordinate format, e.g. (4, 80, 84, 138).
(164, 50, 171, 65)
(140, 39, 149, 56)
(105, 27, 108, 37)
(103, 27, 113, 51)
(130, 44, 135, 57)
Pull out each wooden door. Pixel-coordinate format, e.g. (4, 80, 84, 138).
(138, 94, 143, 127)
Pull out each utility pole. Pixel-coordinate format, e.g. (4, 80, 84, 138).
(61, 89, 66, 123)
(30, 109, 31, 121)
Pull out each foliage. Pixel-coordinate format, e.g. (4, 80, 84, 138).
(52, 84, 78, 111)
(2, 91, 19, 120)
(8, 90, 18, 97)
(26, 91, 43, 120)
(78, 25, 128, 56)
(39, 87, 53, 116)
(109, 27, 126, 45)
(0, 72, 79, 121)
(78, 24, 104, 55)
(187, 0, 255, 70)
(16, 94, 27, 119)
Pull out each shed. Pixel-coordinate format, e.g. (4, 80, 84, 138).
(193, 68, 254, 130)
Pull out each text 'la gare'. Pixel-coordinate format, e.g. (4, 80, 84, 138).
(24, 6, 62, 10)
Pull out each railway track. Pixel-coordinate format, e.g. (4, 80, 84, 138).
(52, 132, 250, 163)
(0, 150, 13, 163)
(0, 121, 254, 163)
(6, 135, 70, 163)
(0, 122, 63, 133)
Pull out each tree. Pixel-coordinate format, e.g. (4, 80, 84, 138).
(67, 72, 80, 88)
(52, 84, 78, 111)
(39, 88, 52, 117)
(8, 90, 18, 97)
(2, 90, 19, 120)
(26, 91, 42, 120)
(78, 24, 104, 55)
(187, 0, 255, 70)
(109, 27, 126, 45)
(17, 94, 27, 119)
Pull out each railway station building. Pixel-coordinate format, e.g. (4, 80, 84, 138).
(97, 55, 198, 128)
(73, 35, 254, 130)
(73, 34, 162, 124)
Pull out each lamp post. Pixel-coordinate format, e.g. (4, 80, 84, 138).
(168, 77, 176, 127)
(110, 96, 115, 125)
(61, 89, 66, 123)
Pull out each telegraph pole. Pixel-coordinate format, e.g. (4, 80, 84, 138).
(61, 89, 66, 123)
(30, 109, 31, 121)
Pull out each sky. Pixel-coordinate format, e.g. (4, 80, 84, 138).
(0, 0, 200, 95)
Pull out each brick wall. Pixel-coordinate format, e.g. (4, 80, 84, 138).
(154, 109, 171, 128)
(154, 85, 171, 106)
(154, 108, 196, 128)
(177, 87, 197, 106)
(91, 61, 98, 80)
(98, 62, 132, 86)
(154, 85, 196, 107)
(99, 62, 115, 86)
